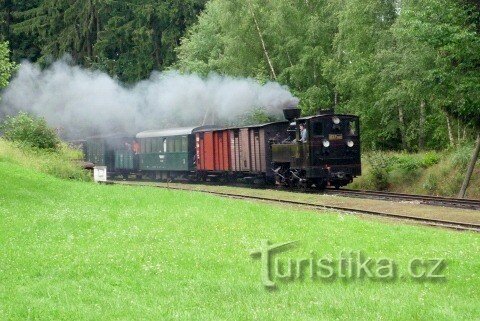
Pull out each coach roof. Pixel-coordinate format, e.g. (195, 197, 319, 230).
(136, 125, 221, 138)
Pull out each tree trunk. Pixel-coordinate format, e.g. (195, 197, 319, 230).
(398, 106, 407, 150)
(248, 2, 277, 80)
(95, 2, 101, 43)
(419, 100, 426, 150)
(286, 51, 294, 68)
(446, 114, 455, 146)
(457, 119, 461, 143)
(458, 134, 480, 198)
(150, 11, 162, 68)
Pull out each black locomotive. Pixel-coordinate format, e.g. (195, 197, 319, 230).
(272, 108, 361, 189)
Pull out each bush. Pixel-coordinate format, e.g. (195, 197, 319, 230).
(395, 155, 420, 173)
(421, 151, 441, 168)
(451, 144, 473, 168)
(366, 152, 391, 190)
(0, 112, 60, 150)
(422, 173, 438, 192)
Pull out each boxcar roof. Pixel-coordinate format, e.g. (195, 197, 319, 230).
(241, 121, 289, 129)
(136, 125, 221, 138)
(297, 114, 359, 121)
(198, 121, 289, 132)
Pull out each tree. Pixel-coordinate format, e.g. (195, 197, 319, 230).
(4, 0, 207, 82)
(94, 0, 207, 82)
(325, 0, 399, 149)
(0, 0, 42, 62)
(177, 0, 339, 114)
(0, 41, 15, 88)
(389, 0, 480, 196)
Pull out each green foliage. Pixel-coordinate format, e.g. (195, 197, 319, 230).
(233, 107, 279, 126)
(0, 0, 42, 62)
(423, 173, 439, 192)
(422, 151, 441, 168)
(351, 147, 480, 198)
(365, 152, 391, 190)
(178, 0, 480, 151)
(0, 41, 15, 88)
(1, 0, 206, 82)
(451, 144, 476, 168)
(1, 112, 60, 150)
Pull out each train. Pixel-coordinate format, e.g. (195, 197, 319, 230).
(81, 108, 361, 189)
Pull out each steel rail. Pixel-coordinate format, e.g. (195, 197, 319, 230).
(325, 188, 480, 210)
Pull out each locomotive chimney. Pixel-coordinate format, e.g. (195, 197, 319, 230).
(283, 107, 301, 122)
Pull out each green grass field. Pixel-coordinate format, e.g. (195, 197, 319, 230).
(1, 159, 480, 320)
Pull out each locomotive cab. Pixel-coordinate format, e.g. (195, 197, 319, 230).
(271, 109, 361, 189)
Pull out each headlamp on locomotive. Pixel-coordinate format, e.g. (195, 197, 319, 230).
(271, 108, 361, 189)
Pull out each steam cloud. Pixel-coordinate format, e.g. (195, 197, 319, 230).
(1, 59, 299, 139)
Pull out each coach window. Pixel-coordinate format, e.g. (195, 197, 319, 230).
(312, 122, 324, 137)
(174, 138, 180, 152)
(144, 138, 149, 153)
(181, 136, 188, 152)
(151, 138, 157, 153)
(148, 138, 152, 153)
(167, 138, 175, 152)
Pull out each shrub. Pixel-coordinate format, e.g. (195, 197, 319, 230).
(0, 112, 60, 150)
(396, 155, 420, 173)
(423, 173, 438, 193)
(366, 152, 390, 190)
(451, 144, 474, 169)
(421, 151, 441, 168)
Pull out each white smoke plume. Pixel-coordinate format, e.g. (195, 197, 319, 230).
(1, 59, 299, 138)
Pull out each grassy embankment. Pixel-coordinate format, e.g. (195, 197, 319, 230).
(0, 139, 90, 181)
(1, 139, 480, 320)
(350, 143, 480, 199)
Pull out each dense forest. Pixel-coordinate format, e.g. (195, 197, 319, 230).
(0, 0, 479, 152)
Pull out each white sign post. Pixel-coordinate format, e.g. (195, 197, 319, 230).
(94, 166, 107, 182)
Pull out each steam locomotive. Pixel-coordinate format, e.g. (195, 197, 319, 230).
(83, 108, 361, 189)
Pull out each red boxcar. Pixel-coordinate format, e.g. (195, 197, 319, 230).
(230, 129, 241, 172)
(197, 122, 288, 179)
(196, 129, 231, 171)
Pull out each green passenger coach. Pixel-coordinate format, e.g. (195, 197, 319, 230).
(136, 127, 200, 179)
(85, 134, 138, 177)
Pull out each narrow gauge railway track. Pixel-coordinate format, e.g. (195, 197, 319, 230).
(325, 188, 480, 211)
(105, 180, 480, 233)
(109, 176, 480, 211)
